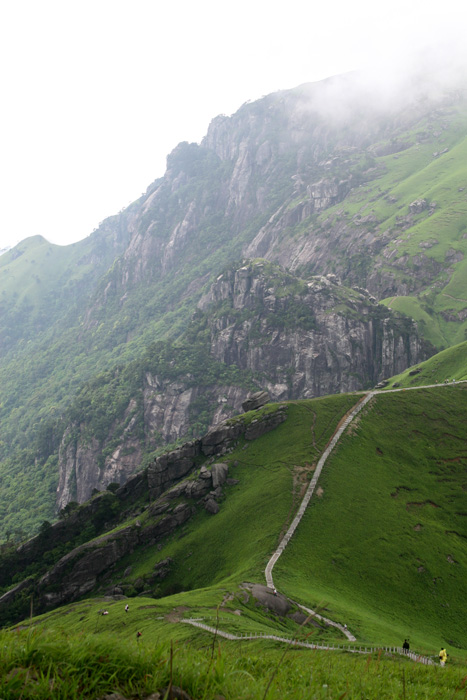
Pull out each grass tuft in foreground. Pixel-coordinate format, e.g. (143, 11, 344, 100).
(1, 627, 466, 699)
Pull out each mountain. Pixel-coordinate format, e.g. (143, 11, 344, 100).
(1, 69, 467, 540)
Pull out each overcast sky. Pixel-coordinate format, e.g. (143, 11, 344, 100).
(0, 0, 465, 251)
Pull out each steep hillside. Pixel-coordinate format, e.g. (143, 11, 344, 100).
(276, 384, 467, 650)
(0, 225, 130, 354)
(242, 95, 467, 348)
(2, 71, 467, 540)
(0, 382, 465, 657)
(383, 339, 467, 388)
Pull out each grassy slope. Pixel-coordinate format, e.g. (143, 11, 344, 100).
(320, 106, 467, 349)
(114, 394, 360, 595)
(377, 116, 467, 348)
(385, 340, 467, 388)
(0, 236, 91, 307)
(1, 379, 467, 696)
(14, 379, 466, 654)
(2, 621, 466, 700)
(275, 385, 467, 653)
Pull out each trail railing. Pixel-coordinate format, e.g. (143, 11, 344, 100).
(180, 619, 435, 665)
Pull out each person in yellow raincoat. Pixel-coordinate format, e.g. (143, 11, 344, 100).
(439, 648, 447, 666)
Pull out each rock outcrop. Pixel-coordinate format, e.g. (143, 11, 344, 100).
(242, 391, 270, 412)
(0, 405, 288, 620)
(201, 261, 430, 400)
(147, 404, 288, 499)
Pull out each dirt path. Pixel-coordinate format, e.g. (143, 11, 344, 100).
(442, 292, 467, 302)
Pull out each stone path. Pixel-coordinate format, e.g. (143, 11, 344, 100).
(180, 619, 435, 665)
(264, 380, 466, 640)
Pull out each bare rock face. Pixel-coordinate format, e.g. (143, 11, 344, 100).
(202, 262, 430, 400)
(39, 526, 141, 606)
(204, 498, 220, 514)
(147, 407, 287, 499)
(307, 178, 350, 211)
(56, 383, 251, 510)
(200, 421, 244, 457)
(245, 409, 288, 441)
(242, 391, 270, 412)
(57, 400, 143, 510)
(147, 441, 201, 497)
(211, 462, 229, 488)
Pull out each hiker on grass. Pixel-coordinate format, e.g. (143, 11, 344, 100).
(125, 604, 129, 613)
(403, 639, 410, 651)
(439, 648, 447, 666)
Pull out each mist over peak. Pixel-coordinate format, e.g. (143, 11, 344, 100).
(285, 39, 467, 129)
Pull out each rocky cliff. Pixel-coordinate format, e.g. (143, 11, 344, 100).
(56, 260, 431, 509)
(200, 260, 430, 397)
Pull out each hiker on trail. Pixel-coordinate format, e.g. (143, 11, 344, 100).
(439, 648, 447, 666)
(125, 604, 129, 612)
(403, 639, 410, 651)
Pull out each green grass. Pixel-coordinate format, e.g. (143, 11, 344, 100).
(274, 386, 467, 653)
(0, 236, 87, 308)
(381, 295, 447, 348)
(2, 615, 466, 699)
(385, 340, 467, 388)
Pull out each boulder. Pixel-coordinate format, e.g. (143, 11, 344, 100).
(245, 406, 287, 440)
(147, 440, 201, 496)
(242, 391, 270, 412)
(409, 199, 428, 214)
(200, 422, 243, 456)
(204, 498, 220, 515)
(211, 462, 229, 488)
